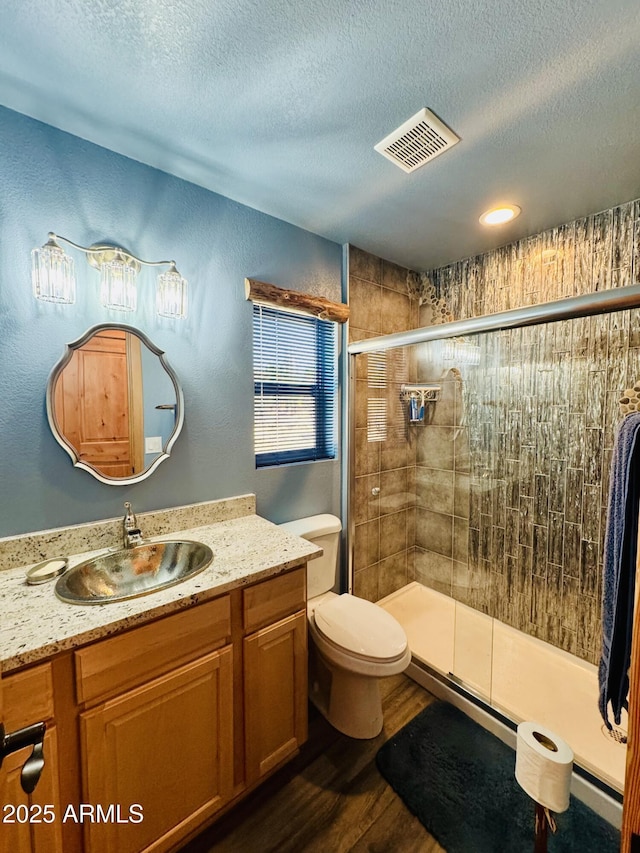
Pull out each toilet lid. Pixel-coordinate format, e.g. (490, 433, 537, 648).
(314, 594, 408, 660)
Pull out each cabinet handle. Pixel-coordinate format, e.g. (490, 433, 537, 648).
(0, 721, 46, 793)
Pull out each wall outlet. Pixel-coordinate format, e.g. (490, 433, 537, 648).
(145, 436, 163, 454)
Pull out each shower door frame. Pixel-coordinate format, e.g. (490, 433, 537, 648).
(344, 282, 640, 844)
(345, 280, 640, 588)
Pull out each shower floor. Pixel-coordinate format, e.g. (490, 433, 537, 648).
(379, 581, 627, 794)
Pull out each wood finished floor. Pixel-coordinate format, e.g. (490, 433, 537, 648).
(180, 674, 444, 853)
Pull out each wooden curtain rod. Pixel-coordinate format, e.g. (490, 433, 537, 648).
(244, 278, 350, 324)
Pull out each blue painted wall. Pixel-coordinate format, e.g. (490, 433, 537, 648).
(0, 107, 343, 537)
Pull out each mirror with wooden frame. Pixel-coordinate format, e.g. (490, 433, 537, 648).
(46, 324, 184, 485)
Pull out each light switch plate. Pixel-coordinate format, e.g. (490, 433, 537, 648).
(145, 436, 163, 454)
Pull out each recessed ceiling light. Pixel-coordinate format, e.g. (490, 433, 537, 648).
(479, 204, 521, 226)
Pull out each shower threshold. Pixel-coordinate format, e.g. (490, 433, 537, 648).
(378, 582, 625, 824)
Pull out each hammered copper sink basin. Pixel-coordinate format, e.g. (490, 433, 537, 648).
(55, 540, 214, 604)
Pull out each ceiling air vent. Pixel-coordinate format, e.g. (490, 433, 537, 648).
(374, 108, 460, 173)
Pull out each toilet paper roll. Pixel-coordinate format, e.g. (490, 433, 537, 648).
(515, 721, 573, 813)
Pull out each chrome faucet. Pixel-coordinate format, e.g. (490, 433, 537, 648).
(122, 502, 144, 548)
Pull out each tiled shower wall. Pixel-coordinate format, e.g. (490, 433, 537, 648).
(349, 246, 418, 603)
(416, 198, 640, 664)
(349, 198, 640, 665)
(410, 354, 472, 604)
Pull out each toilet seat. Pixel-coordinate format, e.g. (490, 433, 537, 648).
(313, 594, 408, 663)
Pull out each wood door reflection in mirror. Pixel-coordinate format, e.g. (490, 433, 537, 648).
(53, 330, 144, 477)
(47, 324, 184, 485)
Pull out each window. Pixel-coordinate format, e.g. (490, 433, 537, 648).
(253, 303, 336, 467)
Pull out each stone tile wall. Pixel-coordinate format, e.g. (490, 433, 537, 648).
(350, 199, 640, 664)
(411, 357, 471, 599)
(415, 198, 640, 664)
(349, 246, 418, 602)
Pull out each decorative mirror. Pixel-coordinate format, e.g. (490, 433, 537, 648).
(46, 324, 184, 485)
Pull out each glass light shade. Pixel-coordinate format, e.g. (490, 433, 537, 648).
(100, 258, 137, 311)
(32, 243, 76, 303)
(157, 268, 188, 319)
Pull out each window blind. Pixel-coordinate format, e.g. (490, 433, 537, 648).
(253, 303, 336, 467)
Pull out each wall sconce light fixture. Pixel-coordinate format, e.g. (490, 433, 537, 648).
(32, 233, 188, 319)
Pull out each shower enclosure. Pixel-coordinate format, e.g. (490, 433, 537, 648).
(347, 283, 640, 803)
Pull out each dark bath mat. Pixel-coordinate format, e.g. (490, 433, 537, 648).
(376, 701, 620, 853)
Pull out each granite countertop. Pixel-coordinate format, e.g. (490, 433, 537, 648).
(0, 513, 320, 673)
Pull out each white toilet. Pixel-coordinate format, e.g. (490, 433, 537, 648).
(279, 514, 411, 739)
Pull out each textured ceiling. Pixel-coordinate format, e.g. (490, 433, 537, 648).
(1, 0, 639, 271)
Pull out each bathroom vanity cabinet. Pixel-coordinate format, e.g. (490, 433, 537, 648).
(243, 569, 308, 784)
(75, 596, 235, 853)
(0, 565, 308, 853)
(0, 663, 64, 853)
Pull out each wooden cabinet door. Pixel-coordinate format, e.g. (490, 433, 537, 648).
(0, 662, 62, 853)
(80, 647, 233, 853)
(0, 727, 64, 853)
(244, 611, 307, 784)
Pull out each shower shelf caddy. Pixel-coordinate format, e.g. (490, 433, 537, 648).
(400, 383, 441, 423)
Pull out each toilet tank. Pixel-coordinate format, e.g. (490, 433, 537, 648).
(279, 514, 342, 599)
